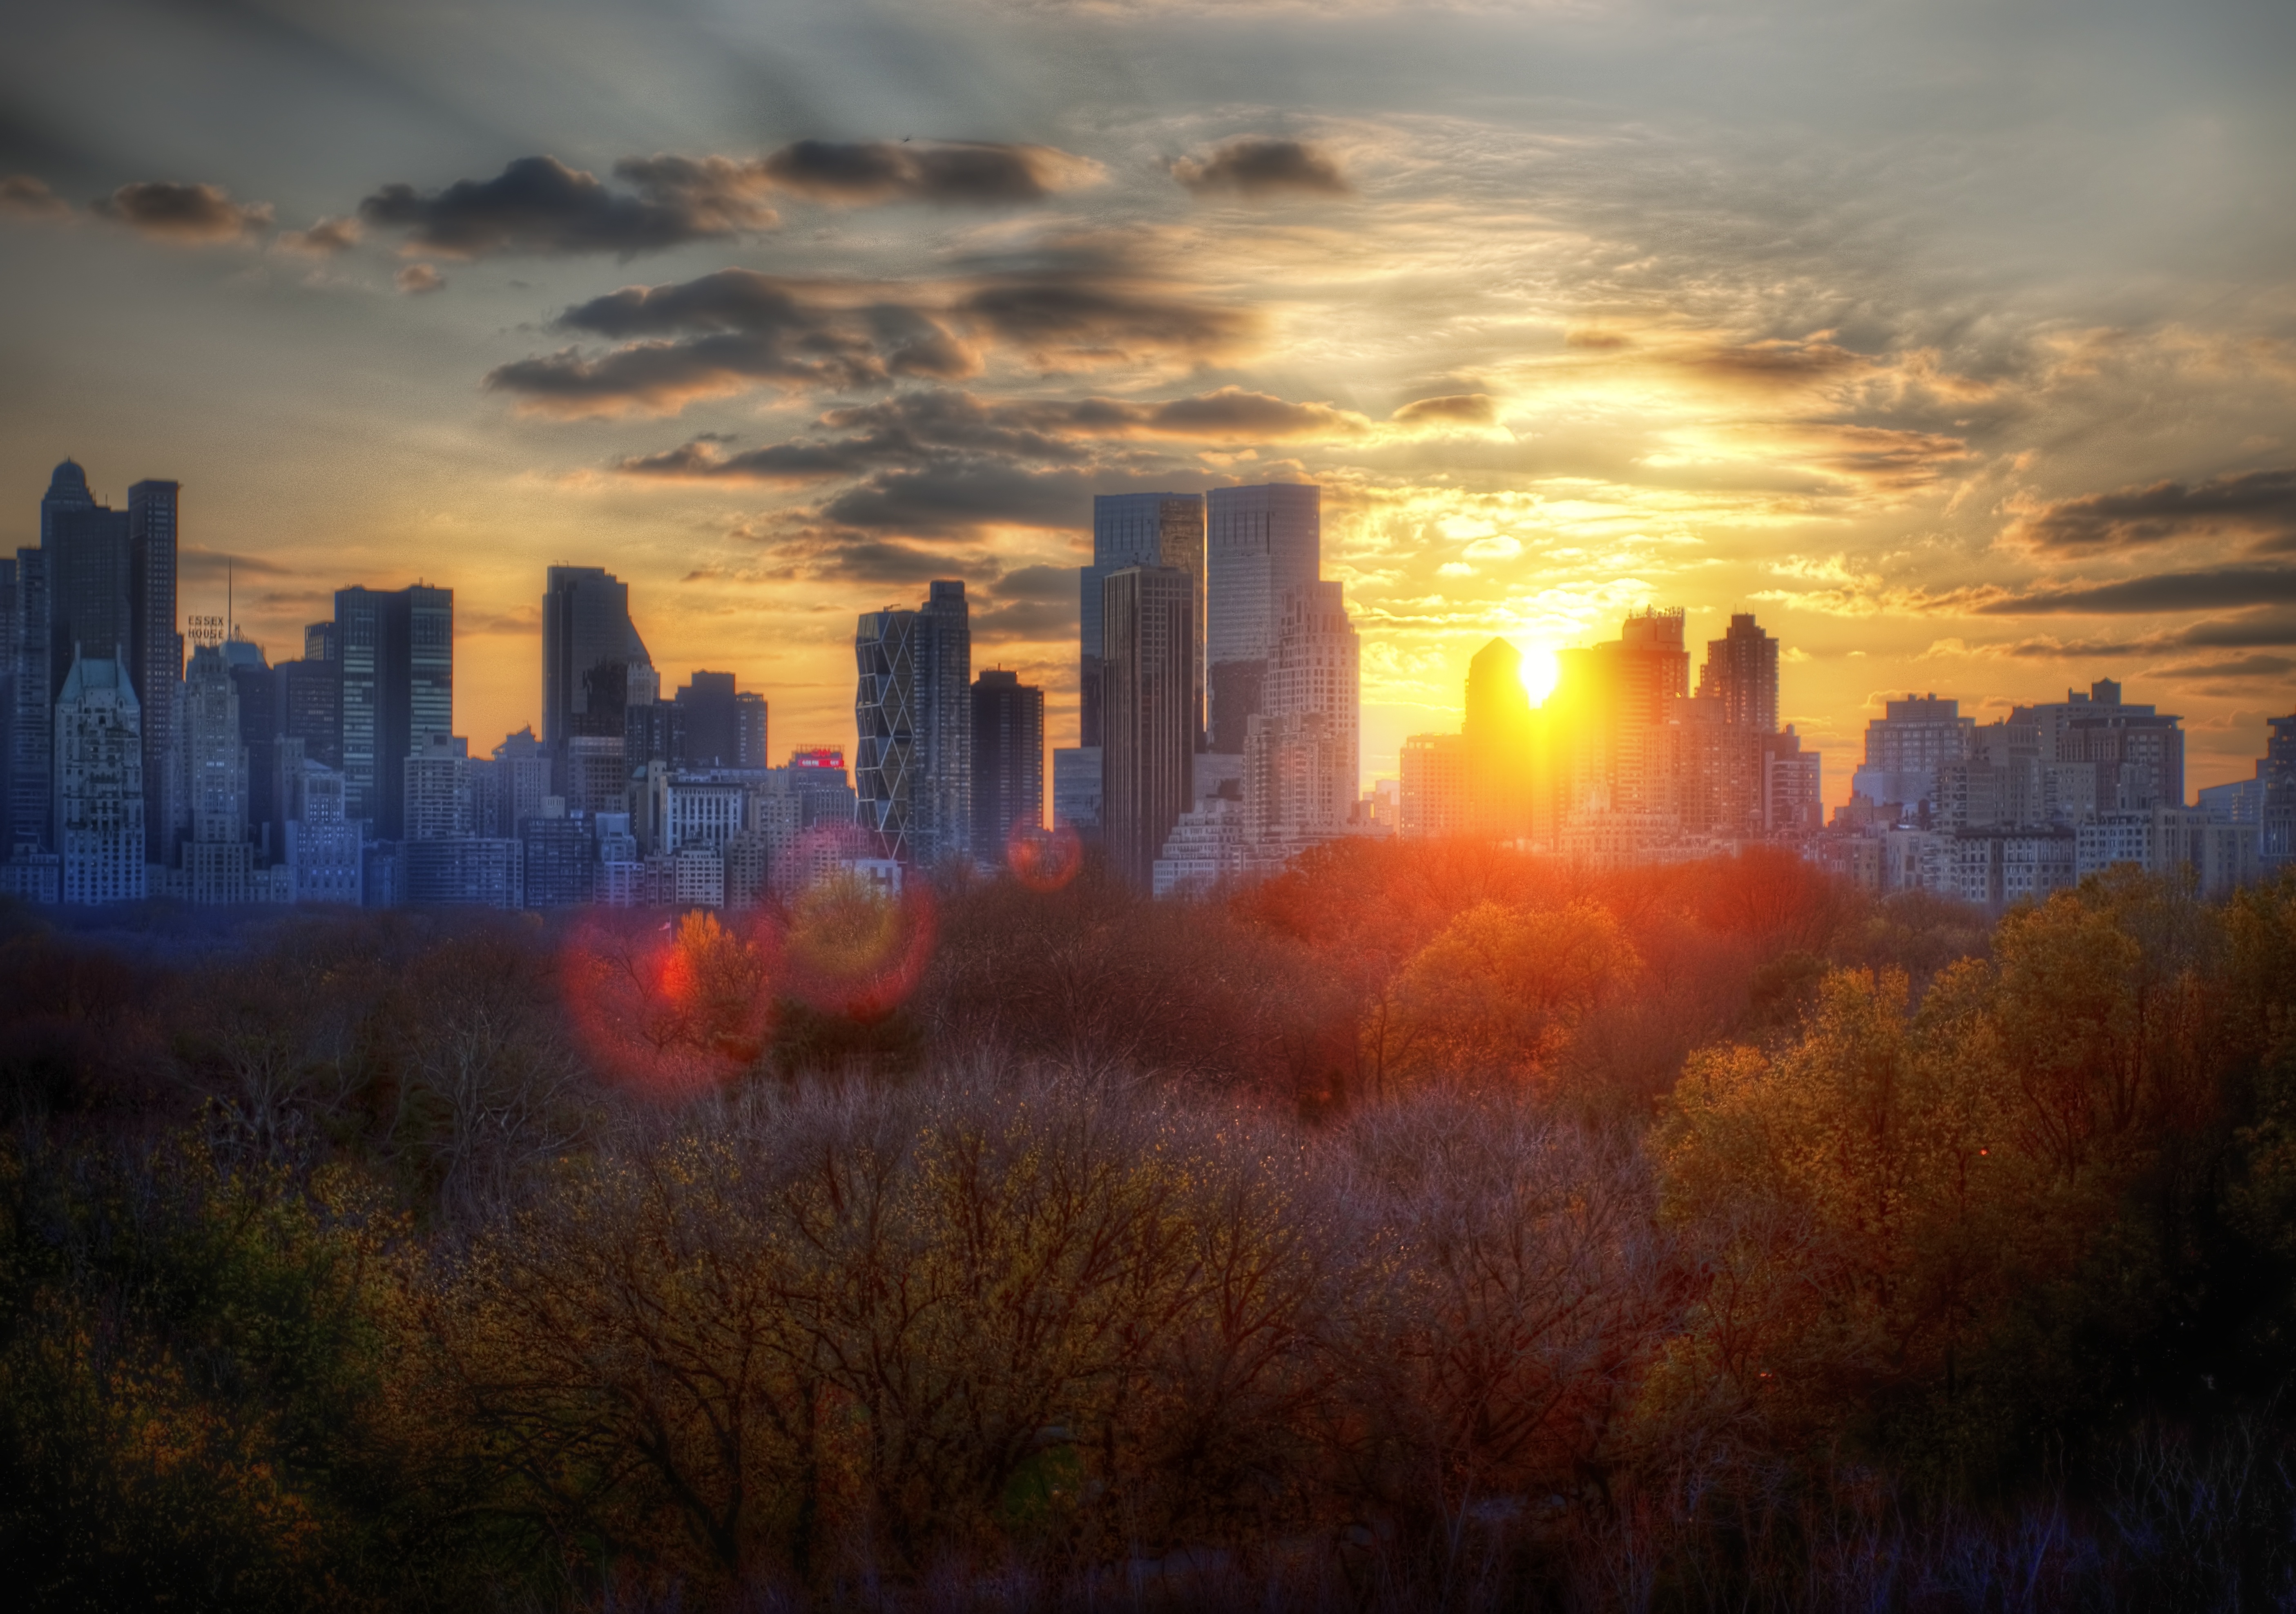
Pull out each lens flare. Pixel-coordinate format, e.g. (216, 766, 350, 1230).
(1006, 821, 1083, 891)
(562, 907, 774, 1097)
(1517, 642, 1559, 706)
(780, 868, 936, 1023)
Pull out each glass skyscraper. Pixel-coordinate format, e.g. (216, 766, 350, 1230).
(1083, 494, 1203, 750)
(1206, 483, 1319, 754)
(335, 583, 453, 839)
(855, 579, 971, 865)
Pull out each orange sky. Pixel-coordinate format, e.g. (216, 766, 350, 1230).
(2, 0, 2291, 801)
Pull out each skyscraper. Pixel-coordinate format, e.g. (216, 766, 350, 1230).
(335, 583, 453, 838)
(855, 579, 971, 864)
(1206, 483, 1319, 753)
(181, 642, 246, 846)
(1697, 613, 1778, 735)
(1083, 494, 1205, 749)
(971, 668, 1045, 865)
(736, 690, 768, 767)
(54, 654, 145, 904)
(676, 670, 739, 766)
(127, 480, 181, 861)
(542, 565, 652, 757)
(9, 546, 48, 850)
(1245, 581, 1361, 842)
(1101, 566, 1195, 885)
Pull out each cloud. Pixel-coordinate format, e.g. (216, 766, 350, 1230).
(1974, 565, 2296, 616)
(955, 278, 1254, 366)
(489, 272, 974, 416)
(615, 385, 1366, 481)
(359, 154, 772, 259)
(2002, 468, 2296, 555)
(490, 267, 1252, 415)
(0, 174, 70, 221)
(2147, 653, 2296, 680)
(1171, 138, 1349, 198)
(758, 140, 1099, 205)
(93, 181, 272, 243)
(275, 215, 362, 255)
(395, 262, 445, 295)
(1394, 393, 1497, 427)
(1982, 612, 2296, 658)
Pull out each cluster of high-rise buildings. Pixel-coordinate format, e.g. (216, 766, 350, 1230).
(1038, 485, 1366, 894)
(1395, 609, 1824, 860)
(1820, 682, 2292, 901)
(5, 457, 2285, 912)
(0, 462, 1047, 911)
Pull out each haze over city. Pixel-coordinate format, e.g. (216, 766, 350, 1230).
(4, 0, 2292, 795)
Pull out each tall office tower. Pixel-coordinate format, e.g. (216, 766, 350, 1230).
(404, 734, 475, 841)
(305, 621, 337, 663)
(1101, 566, 1195, 885)
(854, 580, 972, 864)
(1852, 695, 1976, 816)
(735, 690, 768, 767)
(1206, 483, 1319, 753)
(282, 755, 361, 904)
(1083, 493, 1205, 748)
(0, 558, 15, 842)
(971, 668, 1045, 864)
(127, 480, 181, 861)
(1763, 727, 1824, 834)
(181, 643, 247, 846)
(541, 565, 650, 759)
(1697, 613, 1779, 736)
(1051, 747, 1102, 839)
(1462, 636, 1534, 838)
(1400, 732, 1471, 837)
(224, 642, 279, 858)
(491, 727, 554, 833)
(2263, 712, 2296, 869)
(335, 583, 453, 838)
(676, 670, 739, 766)
(54, 655, 145, 904)
(1548, 607, 1691, 821)
(1246, 582, 1361, 842)
(277, 656, 342, 771)
(10, 548, 49, 849)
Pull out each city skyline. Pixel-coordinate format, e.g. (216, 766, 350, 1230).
(3, 0, 2290, 801)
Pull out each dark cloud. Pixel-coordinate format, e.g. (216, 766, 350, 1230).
(0, 173, 70, 221)
(614, 385, 1360, 482)
(359, 155, 772, 259)
(2004, 468, 2296, 555)
(2148, 653, 2296, 680)
(1975, 565, 2296, 616)
(1394, 393, 1496, 427)
(490, 275, 977, 416)
(276, 214, 361, 255)
(1685, 336, 1868, 386)
(495, 264, 1250, 415)
(395, 262, 445, 295)
(1566, 329, 1632, 350)
(1991, 612, 2296, 657)
(820, 462, 1098, 536)
(759, 140, 1096, 205)
(955, 279, 1254, 366)
(93, 180, 272, 243)
(1171, 138, 1349, 199)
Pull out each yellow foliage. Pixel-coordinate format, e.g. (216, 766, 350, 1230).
(1384, 900, 1640, 1081)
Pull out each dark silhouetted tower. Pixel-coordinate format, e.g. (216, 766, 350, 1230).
(971, 668, 1044, 865)
(1101, 566, 1194, 885)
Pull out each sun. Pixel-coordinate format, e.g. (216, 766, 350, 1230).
(1516, 642, 1559, 706)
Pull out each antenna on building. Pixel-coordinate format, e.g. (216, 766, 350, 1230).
(227, 559, 234, 641)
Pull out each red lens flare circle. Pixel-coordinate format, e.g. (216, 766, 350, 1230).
(779, 868, 936, 1023)
(562, 907, 776, 1097)
(1006, 822, 1082, 891)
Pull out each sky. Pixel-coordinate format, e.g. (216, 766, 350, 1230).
(2, 0, 2293, 801)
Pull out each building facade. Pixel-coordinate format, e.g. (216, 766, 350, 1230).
(971, 668, 1044, 867)
(1101, 566, 1196, 885)
(1206, 483, 1319, 753)
(855, 580, 971, 865)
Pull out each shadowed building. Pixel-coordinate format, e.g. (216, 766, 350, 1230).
(1101, 566, 1195, 885)
(971, 668, 1044, 867)
(855, 580, 971, 865)
(54, 654, 144, 904)
(334, 583, 453, 839)
(1083, 493, 1204, 751)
